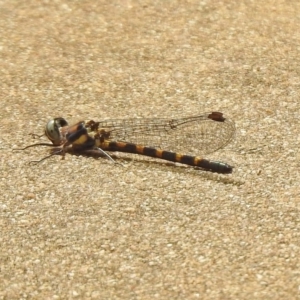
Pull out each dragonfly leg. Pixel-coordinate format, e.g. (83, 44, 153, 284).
(13, 142, 55, 151)
(29, 133, 45, 139)
(95, 147, 123, 166)
(28, 148, 65, 164)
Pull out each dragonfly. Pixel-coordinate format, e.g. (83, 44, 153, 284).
(16, 111, 235, 173)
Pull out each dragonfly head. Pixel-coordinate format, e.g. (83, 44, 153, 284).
(45, 117, 69, 146)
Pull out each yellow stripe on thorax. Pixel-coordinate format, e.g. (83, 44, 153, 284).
(73, 134, 89, 145)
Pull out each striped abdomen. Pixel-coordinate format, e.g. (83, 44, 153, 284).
(99, 141, 232, 174)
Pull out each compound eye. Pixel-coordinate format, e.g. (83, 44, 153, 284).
(45, 118, 68, 145)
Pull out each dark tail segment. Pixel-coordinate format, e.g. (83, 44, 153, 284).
(191, 158, 233, 174)
(103, 142, 232, 174)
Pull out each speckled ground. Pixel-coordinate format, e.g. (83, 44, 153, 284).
(1, 1, 300, 299)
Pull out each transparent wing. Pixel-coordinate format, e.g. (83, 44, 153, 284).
(91, 112, 235, 156)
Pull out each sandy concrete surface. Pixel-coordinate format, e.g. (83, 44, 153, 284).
(1, 0, 300, 299)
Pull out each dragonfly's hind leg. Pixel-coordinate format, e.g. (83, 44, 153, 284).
(94, 147, 123, 166)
